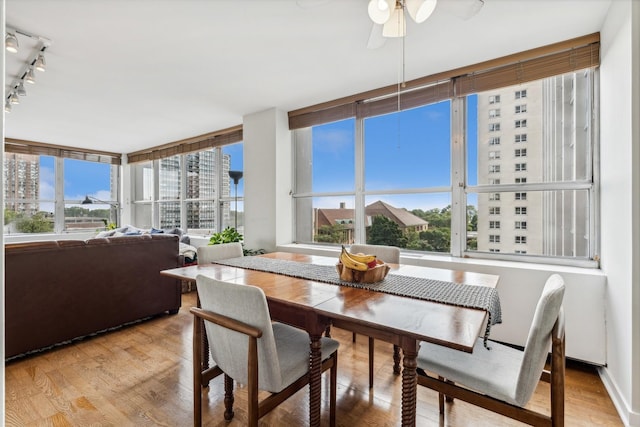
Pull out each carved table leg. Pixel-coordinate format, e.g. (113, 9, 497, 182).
(224, 374, 235, 421)
(393, 344, 402, 375)
(401, 342, 419, 427)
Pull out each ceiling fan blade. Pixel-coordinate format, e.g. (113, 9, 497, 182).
(367, 23, 386, 50)
(438, 0, 485, 20)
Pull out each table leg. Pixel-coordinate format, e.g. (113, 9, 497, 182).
(401, 341, 419, 427)
(309, 332, 322, 427)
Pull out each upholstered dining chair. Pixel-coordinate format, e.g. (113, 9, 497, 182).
(348, 243, 401, 388)
(196, 242, 243, 264)
(191, 275, 340, 427)
(416, 273, 566, 426)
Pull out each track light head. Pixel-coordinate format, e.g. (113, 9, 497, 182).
(16, 82, 27, 96)
(5, 32, 19, 53)
(5, 101, 12, 113)
(25, 68, 36, 84)
(9, 92, 20, 105)
(34, 53, 46, 72)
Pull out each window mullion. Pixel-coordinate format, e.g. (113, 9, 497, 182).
(354, 117, 366, 244)
(451, 97, 466, 257)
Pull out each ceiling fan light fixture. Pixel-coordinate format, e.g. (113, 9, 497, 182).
(34, 53, 46, 72)
(5, 32, 19, 53)
(406, 0, 438, 23)
(368, 0, 394, 24)
(382, 4, 406, 37)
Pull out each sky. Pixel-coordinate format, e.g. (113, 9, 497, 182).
(310, 95, 478, 211)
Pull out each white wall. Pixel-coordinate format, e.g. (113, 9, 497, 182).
(243, 108, 292, 253)
(599, 0, 640, 425)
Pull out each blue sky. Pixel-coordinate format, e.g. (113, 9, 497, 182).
(311, 96, 478, 211)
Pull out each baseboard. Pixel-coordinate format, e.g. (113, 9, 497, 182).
(598, 366, 640, 426)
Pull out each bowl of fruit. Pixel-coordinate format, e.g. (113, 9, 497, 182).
(336, 246, 390, 283)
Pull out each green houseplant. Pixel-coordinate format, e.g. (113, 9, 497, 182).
(208, 227, 265, 256)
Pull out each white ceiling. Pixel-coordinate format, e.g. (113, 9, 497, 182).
(4, 0, 611, 155)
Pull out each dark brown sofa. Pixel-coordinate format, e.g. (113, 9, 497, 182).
(5, 234, 182, 360)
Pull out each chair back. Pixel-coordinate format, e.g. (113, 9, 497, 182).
(349, 244, 400, 264)
(514, 273, 565, 406)
(197, 242, 243, 263)
(195, 275, 284, 391)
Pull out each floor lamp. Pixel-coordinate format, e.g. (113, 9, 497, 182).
(228, 171, 243, 229)
(82, 195, 120, 228)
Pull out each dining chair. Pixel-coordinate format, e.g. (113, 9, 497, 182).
(348, 243, 401, 388)
(416, 273, 566, 426)
(191, 274, 340, 427)
(196, 242, 243, 264)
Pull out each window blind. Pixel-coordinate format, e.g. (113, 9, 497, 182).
(127, 125, 243, 163)
(4, 138, 121, 165)
(288, 32, 600, 129)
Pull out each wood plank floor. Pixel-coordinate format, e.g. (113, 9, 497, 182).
(5, 291, 622, 426)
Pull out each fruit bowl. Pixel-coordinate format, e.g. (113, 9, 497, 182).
(336, 259, 390, 283)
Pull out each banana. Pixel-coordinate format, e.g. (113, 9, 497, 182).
(340, 246, 368, 271)
(347, 251, 376, 264)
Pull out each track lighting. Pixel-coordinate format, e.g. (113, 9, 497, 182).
(5, 31, 19, 53)
(5, 101, 12, 113)
(34, 54, 46, 72)
(16, 82, 27, 96)
(9, 92, 20, 105)
(25, 68, 36, 84)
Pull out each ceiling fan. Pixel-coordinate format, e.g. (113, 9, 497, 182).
(366, 0, 485, 49)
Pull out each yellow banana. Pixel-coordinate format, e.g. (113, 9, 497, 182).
(347, 251, 376, 264)
(340, 246, 368, 271)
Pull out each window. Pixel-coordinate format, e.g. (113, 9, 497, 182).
(489, 248, 501, 253)
(515, 119, 527, 128)
(488, 95, 501, 104)
(515, 207, 527, 215)
(515, 163, 527, 172)
(515, 250, 527, 254)
(515, 236, 527, 244)
(489, 234, 501, 243)
(4, 152, 119, 235)
(294, 65, 598, 266)
(489, 123, 501, 132)
(131, 143, 244, 234)
(515, 89, 527, 99)
(489, 221, 500, 229)
(515, 221, 527, 230)
(515, 104, 527, 114)
(489, 109, 501, 118)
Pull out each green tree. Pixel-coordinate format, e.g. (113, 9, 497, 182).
(15, 212, 54, 233)
(418, 228, 451, 252)
(315, 224, 348, 244)
(367, 215, 407, 247)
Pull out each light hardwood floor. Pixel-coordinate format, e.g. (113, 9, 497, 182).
(5, 291, 622, 426)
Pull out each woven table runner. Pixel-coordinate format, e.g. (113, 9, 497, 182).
(211, 256, 502, 347)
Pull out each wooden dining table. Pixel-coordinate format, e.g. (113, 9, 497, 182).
(160, 251, 499, 427)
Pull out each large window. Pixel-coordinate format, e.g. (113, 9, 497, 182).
(131, 142, 243, 235)
(4, 153, 118, 234)
(292, 67, 598, 266)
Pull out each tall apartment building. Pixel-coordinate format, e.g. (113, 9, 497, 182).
(3, 153, 39, 215)
(158, 151, 231, 230)
(477, 72, 591, 257)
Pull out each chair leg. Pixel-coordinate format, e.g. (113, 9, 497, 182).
(224, 374, 235, 421)
(368, 337, 374, 388)
(325, 324, 332, 338)
(352, 332, 357, 343)
(193, 314, 203, 427)
(330, 353, 338, 427)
